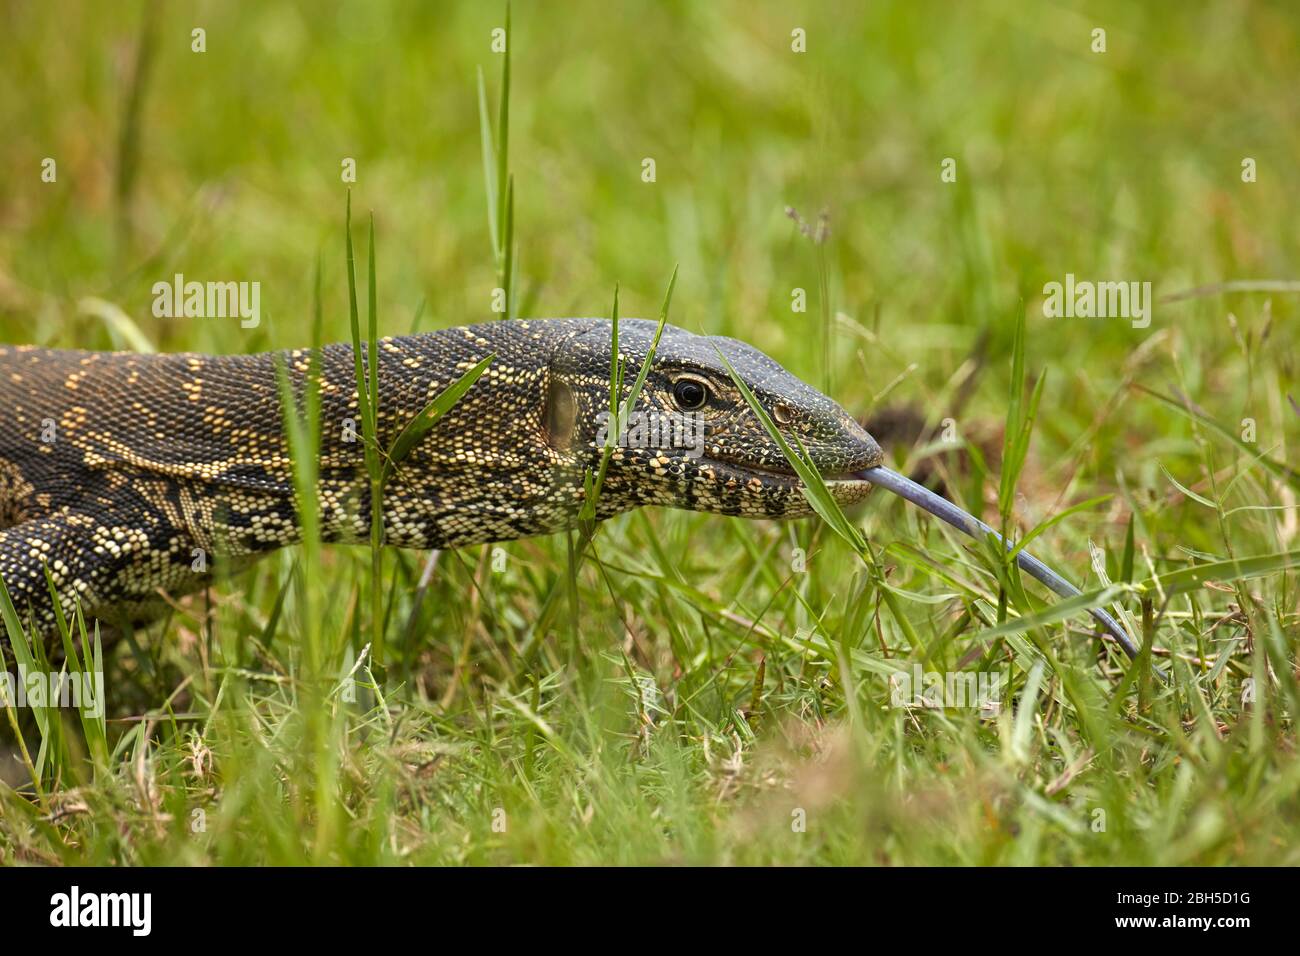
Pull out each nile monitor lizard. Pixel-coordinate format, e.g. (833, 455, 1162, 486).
(0, 318, 1139, 658)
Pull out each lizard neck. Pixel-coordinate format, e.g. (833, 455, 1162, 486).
(313, 320, 600, 551)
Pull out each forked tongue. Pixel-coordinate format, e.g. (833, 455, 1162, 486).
(856, 466, 1141, 661)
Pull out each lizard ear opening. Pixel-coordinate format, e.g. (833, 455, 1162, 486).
(544, 376, 577, 450)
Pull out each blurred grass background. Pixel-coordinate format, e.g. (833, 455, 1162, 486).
(0, 0, 1297, 865)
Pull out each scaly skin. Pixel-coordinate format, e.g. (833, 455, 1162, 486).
(0, 319, 882, 637)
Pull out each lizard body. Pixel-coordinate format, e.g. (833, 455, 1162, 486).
(0, 318, 880, 635)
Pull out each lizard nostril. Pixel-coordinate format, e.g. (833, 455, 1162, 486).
(773, 403, 793, 425)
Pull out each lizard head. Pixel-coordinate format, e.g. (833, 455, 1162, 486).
(543, 319, 883, 520)
(532, 319, 1141, 660)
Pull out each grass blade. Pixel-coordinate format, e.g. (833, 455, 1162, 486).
(384, 353, 495, 481)
(1135, 384, 1300, 489)
(476, 66, 499, 255)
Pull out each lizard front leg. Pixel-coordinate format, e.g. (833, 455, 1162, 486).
(0, 506, 202, 644)
(0, 511, 107, 638)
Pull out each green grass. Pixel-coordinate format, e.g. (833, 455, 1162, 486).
(1, 0, 1298, 865)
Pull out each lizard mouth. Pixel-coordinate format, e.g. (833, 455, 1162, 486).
(720, 459, 876, 491)
(718, 437, 885, 490)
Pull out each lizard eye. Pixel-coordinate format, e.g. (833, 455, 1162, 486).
(773, 403, 794, 425)
(672, 377, 709, 411)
